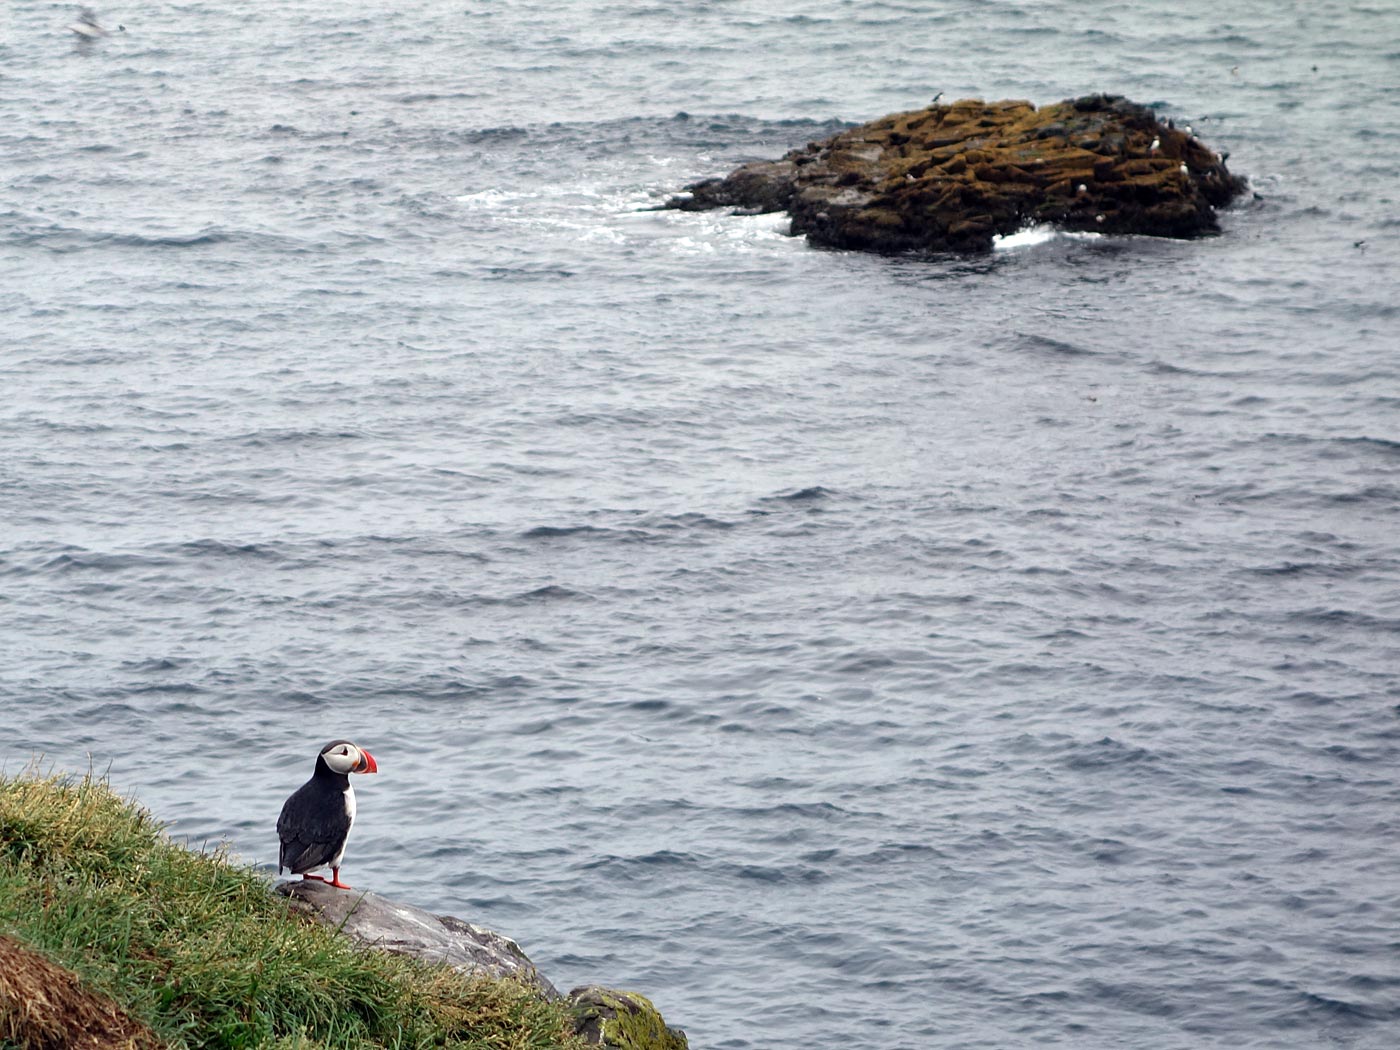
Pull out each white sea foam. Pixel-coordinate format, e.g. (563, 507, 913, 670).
(992, 224, 1103, 251)
(454, 188, 536, 210)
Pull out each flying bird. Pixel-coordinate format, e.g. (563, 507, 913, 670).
(69, 8, 108, 39)
(277, 739, 378, 890)
(68, 8, 123, 39)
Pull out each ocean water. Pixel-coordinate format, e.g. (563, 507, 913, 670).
(4, 1, 1400, 1047)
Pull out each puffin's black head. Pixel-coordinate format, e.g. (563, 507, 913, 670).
(316, 739, 378, 775)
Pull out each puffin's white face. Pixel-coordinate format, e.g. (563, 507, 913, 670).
(320, 741, 378, 775)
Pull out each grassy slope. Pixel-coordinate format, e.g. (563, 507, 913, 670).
(0, 772, 586, 1050)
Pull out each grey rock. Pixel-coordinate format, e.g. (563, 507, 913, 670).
(274, 878, 560, 999)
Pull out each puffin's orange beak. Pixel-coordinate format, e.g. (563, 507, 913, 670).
(355, 750, 378, 774)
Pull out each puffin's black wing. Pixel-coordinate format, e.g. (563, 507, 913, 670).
(276, 778, 352, 874)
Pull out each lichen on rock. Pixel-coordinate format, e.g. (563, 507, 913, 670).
(668, 94, 1248, 253)
(567, 986, 689, 1050)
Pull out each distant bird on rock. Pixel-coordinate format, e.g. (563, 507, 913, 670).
(277, 739, 378, 890)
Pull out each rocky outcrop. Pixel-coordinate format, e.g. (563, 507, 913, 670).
(276, 880, 687, 1048)
(277, 879, 560, 997)
(668, 94, 1247, 253)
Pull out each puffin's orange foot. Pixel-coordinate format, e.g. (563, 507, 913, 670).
(327, 867, 351, 890)
(300, 874, 327, 883)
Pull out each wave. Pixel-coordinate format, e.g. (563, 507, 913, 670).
(1061, 736, 1163, 771)
(1241, 561, 1360, 579)
(1291, 608, 1400, 633)
(37, 549, 175, 575)
(1292, 988, 1397, 1024)
(576, 850, 831, 886)
(760, 485, 834, 503)
(3, 221, 310, 254)
(1003, 332, 1100, 357)
(521, 524, 655, 543)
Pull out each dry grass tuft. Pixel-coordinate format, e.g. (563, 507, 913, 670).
(0, 935, 163, 1050)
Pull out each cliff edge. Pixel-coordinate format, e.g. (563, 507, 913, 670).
(0, 771, 685, 1050)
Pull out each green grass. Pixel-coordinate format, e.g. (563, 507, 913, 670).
(0, 770, 587, 1050)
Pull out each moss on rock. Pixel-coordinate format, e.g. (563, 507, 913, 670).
(567, 987, 688, 1050)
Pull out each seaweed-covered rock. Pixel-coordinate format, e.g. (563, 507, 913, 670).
(275, 879, 560, 999)
(668, 94, 1247, 253)
(567, 986, 689, 1050)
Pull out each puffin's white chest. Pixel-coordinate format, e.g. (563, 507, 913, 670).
(326, 783, 357, 870)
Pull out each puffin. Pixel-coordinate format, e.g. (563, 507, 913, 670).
(277, 739, 378, 890)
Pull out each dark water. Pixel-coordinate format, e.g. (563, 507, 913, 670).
(4, 2, 1400, 1047)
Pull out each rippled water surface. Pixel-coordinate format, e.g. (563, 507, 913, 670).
(4, 2, 1400, 1047)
